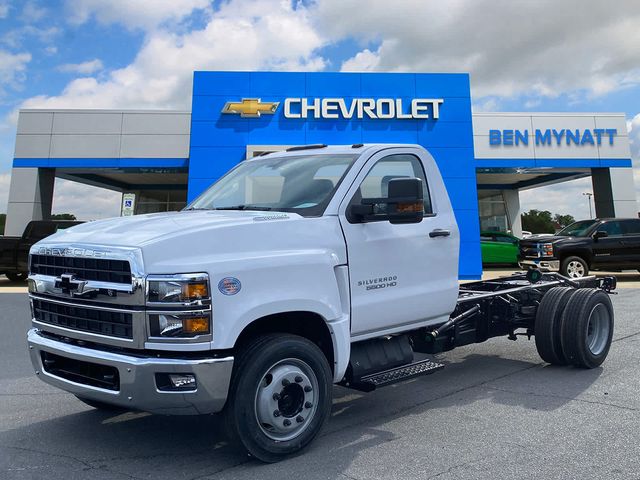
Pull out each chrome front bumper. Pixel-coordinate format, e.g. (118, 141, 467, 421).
(519, 259, 560, 272)
(27, 329, 234, 415)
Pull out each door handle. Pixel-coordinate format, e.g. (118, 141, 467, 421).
(429, 229, 451, 238)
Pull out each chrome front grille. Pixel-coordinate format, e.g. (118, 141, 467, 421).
(30, 254, 132, 284)
(28, 243, 212, 351)
(33, 298, 133, 339)
(28, 243, 146, 348)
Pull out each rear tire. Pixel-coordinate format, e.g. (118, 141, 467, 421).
(6, 271, 27, 282)
(75, 396, 127, 412)
(560, 256, 588, 279)
(224, 334, 332, 463)
(534, 287, 574, 365)
(560, 289, 614, 369)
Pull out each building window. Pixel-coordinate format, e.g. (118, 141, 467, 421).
(135, 190, 187, 214)
(478, 192, 510, 233)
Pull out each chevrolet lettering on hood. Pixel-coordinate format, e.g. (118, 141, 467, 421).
(37, 246, 109, 258)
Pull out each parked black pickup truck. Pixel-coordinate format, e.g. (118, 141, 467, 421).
(519, 218, 640, 278)
(0, 220, 82, 282)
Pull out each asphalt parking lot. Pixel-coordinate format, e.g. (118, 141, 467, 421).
(1, 285, 639, 479)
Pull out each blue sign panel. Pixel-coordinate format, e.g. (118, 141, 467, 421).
(189, 71, 480, 278)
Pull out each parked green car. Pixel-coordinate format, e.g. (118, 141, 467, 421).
(480, 231, 520, 265)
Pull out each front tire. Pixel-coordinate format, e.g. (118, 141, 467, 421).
(560, 289, 614, 368)
(224, 334, 332, 462)
(561, 256, 589, 279)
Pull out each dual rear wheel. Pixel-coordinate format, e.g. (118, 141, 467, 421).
(535, 287, 614, 368)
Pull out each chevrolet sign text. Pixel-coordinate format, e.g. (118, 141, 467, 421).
(283, 98, 444, 120)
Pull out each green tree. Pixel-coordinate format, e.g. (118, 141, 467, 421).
(0, 213, 5, 235)
(521, 209, 555, 234)
(553, 213, 575, 229)
(50, 213, 77, 220)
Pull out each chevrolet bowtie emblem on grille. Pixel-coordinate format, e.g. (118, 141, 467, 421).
(221, 98, 280, 118)
(54, 273, 87, 295)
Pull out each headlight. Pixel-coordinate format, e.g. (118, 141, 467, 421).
(149, 311, 211, 338)
(147, 273, 210, 305)
(541, 243, 554, 257)
(146, 273, 212, 341)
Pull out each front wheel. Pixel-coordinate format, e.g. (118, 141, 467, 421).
(561, 256, 589, 279)
(6, 271, 28, 282)
(224, 334, 333, 462)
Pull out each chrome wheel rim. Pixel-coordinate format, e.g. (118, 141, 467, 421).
(566, 261, 586, 278)
(586, 303, 610, 355)
(254, 358, 319, 441)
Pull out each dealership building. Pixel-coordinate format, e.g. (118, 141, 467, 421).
(5, 72, 638, 278)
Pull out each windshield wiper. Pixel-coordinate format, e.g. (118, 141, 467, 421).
(183, 207, 211, 211)
(215, 205, 274, 211)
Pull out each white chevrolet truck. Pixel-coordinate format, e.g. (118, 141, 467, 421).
(26, 144, 616, 462)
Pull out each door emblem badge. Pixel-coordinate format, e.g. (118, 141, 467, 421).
(218, 277, 241, 296)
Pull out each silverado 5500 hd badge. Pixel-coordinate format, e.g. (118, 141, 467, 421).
(358, 275, 398, 291)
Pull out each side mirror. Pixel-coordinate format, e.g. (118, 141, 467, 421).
(387, 178, 424, 224)
(593, 230, 608, 240)
(348, 178, 424, 224)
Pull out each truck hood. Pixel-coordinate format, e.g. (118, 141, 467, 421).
(40, 210, 302, 246)
(520, 235, 569, 245)
(34, 210, 348, 272)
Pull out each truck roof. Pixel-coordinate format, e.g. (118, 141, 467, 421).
(248, 143, 424, 160)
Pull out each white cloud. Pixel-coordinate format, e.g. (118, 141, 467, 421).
(66, 0, 211, 31)
(315, 0, 640, 100)
(52, 178, 122, 220)
(341, 47, 381, 72)
(19, 0, 326, 111)
(21, 1, 47, 22)
(0, 49, 31, 94)
(2, 25, 60, 49)
(58, 58, 103, 75)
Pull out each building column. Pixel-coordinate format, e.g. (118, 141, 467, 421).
(503, 189, 523, 237)
(4, 168, 55, 236)
(591, 167, 638, 218)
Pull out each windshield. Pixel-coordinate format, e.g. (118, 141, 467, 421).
(186, 154, 359, 217)
(556, 220, 598, 237)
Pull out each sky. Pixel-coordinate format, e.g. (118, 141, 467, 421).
(0, 0, 639, 221)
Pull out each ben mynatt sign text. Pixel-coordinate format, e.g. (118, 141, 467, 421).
(489, 128, 617, 146)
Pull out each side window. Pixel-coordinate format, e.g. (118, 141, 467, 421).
(356, 154, 433, 215)
(622, 220, 640, 235)
(599, 221, 623, 236)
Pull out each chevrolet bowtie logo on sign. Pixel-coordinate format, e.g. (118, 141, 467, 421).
(222, 98, 280, 118)
(222, 97, 444, 120)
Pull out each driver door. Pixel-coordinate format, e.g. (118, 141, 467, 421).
(338, 150, 459, 338)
